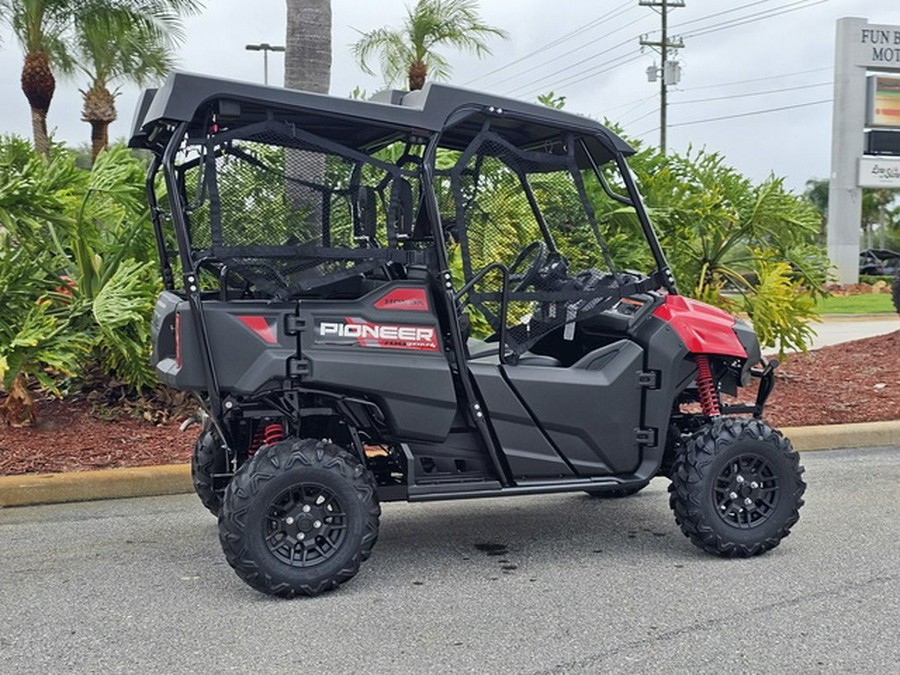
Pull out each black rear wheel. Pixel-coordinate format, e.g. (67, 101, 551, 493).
(218, 439, 380, 597)
(669, 417, 805, 557)
(191, 427, 228, 516)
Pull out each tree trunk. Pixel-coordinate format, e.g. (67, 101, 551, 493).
(82, 81, 117, 164)
(20, 52, 55, 158)
(30, 108, 51, 160)
(285, 0, 331, 93)
(90, 122, 110, 163)
(408, 61, 427, 91)
(285, 0, 332, 242)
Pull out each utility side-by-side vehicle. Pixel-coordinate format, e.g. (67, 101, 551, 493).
(131, 72, 805, 597)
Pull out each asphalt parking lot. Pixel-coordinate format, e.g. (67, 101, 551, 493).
(1, 446, 898, 674)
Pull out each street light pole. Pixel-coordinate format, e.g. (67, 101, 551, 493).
(245, 43, 286, 85)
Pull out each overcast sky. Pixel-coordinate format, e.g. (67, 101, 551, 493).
(1, 0, 898, 192)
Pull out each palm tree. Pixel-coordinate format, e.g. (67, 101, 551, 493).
(285, 0, 331, 93)
(284, 0, 331, 235)
(74, 1, 201, 163)
(352, 0, 507, 91)
(0, 0, 76, 157)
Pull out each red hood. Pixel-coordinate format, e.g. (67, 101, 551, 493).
(652, 295, 747, 358)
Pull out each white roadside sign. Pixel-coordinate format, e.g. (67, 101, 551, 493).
(858, 156, 900, 188)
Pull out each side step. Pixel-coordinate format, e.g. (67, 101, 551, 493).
(405, 477, 643, 502)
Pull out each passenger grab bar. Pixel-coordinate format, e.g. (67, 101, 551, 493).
(454, 262, 510, 365)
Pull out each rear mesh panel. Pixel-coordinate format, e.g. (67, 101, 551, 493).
(180, 122, 415, 296)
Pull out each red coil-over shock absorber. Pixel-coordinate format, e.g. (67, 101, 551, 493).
(694, 355, 721, 418)
(248, 422, 286, 456)
(263, 422, 285, 445)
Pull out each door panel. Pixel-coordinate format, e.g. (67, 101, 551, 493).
(502, 340, 644, 475)
(469, 363, 575, 480)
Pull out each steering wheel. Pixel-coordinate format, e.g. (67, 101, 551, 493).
(508, 241, 548, 292)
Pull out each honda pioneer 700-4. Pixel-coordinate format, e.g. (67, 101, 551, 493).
(131, 72, 805, 597)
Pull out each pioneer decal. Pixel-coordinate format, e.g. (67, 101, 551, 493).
(373, 287, 430, 311)
(316, 318, 439, 351)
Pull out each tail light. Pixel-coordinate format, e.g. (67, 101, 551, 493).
(174, 311, 182, 368)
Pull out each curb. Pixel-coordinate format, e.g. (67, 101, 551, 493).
(0, 464, 192, 508)
(2, 421, 899, 509)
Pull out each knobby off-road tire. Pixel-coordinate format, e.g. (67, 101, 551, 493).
(585, 481, 650, 498)
(892, 270, 900, 314)
(191, 427, 228, 516)
(218, 439, 380, 598)
(668, 417, 805, 557)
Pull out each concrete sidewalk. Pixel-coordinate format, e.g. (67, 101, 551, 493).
(2, 420, 898, 509)
(805, 315, 899, 350)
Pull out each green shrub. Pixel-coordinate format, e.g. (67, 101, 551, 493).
(0, 137, 161, 422)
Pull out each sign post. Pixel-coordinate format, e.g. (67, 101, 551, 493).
(828, 18, 900, 283)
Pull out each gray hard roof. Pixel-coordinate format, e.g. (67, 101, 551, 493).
(130, 71, 634, 158)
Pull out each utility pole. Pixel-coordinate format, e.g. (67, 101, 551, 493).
(639, 0, 684, 153)
(245, 43, 286, 85)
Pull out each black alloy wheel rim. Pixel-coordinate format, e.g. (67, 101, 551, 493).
(264, 482, 348, 567)
(712, 453, 780, 529)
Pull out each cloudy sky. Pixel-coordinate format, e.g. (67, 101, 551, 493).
(1, 0, 898, 191)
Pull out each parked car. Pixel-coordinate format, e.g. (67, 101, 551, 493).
(859, 248, 900, 276)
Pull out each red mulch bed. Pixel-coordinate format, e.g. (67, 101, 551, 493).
(1, 331, 898, 477)
(761, 330, 899, 427)
(0, 400, 198, 476)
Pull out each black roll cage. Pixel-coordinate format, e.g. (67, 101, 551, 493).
(140, 86, 679, 448)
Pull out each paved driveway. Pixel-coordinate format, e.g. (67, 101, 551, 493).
(1, 446, 898, 674)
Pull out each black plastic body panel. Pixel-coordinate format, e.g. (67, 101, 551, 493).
(630, 313, 696, 475)
(151, 292, 296, 394)
(502, 340, 644, 475)
(296, 282, 457, 442)
(469, 363, 575, 480)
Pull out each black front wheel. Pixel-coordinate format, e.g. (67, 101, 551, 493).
(218, 439, 380, 597)
(669, 417, 805, 557)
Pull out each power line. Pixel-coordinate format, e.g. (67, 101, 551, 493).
(670, 80, 831, 105)
(681, 0, 828, 40)
(498, 14, 650, 95)
(623, 105, 662, 128)
(602, 66, 831, 116)
(611, 93, 658, 120)
(678, 66, 831, 92)
(513, 51, 645, 100)
(669, 0, 776, 30)
(462, 0, 635, 87)
(665, 98, 832, 130)
(638, 0, 685, 154)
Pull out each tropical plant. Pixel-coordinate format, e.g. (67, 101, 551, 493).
(74, 1, 201, 163)
(0, 137, 161, 423)
(616, 145, 828, 355)
(804, 178, 899, 249)
(0, 136, 90, 423)
(537, 91, 566, 109)
(0, 0, 76, 156)
(0, 236, 94, 425)
(55, 144, 161, 388)
(352, 0, 507, 91)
